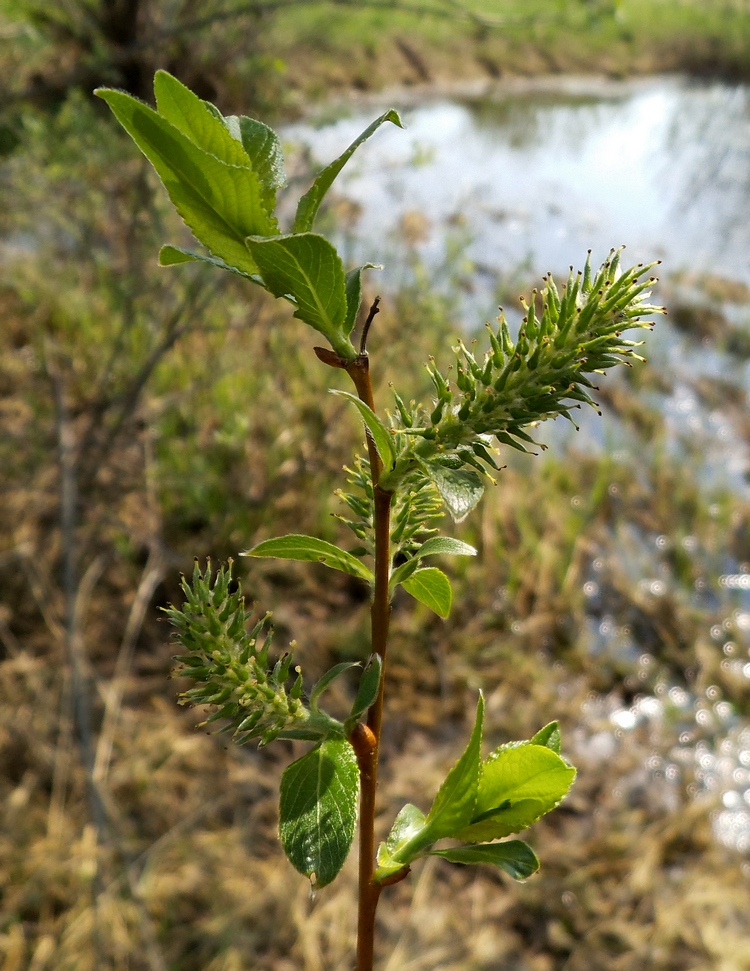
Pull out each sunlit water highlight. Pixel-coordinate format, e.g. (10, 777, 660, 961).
(573, 522, 750, 853)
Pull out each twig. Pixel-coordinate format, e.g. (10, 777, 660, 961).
(51, 361, 109, 834)
(360, 296, 381, 354)
(94, 547, 166, 782)
(15, 543, 65, 647)
(77, 273, 220, 493)
(94, 417, 168, 782)
(44, 553, 106, 846)
(47, 672, 74, 848)
(121, 865, 170, 971)
(0, 612, 22, 657)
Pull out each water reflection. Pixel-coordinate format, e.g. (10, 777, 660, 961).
(574, 516, 750, 853)
(286, 77, 750, 301)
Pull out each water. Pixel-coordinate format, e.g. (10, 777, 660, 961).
(285, 76, 750, 304)
(287, 77, 750, 853)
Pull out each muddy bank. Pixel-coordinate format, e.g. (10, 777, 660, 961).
(263, 5, 750, 119)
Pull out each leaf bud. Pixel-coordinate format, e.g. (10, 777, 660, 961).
(290, 667, 304, 699)
(481, 391, 496, 413)
(500, 318, 514, 355)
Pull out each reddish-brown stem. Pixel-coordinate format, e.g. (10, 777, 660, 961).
(345, 345, 394, 971)
(349, 722, 382, 970)
(345, 353, 382, 480)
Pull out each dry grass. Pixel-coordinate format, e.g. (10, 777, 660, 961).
(3, 432, 750, 969)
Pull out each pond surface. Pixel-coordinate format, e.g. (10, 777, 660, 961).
(287, 77, 750, 855)
(285, 76, 750, 299)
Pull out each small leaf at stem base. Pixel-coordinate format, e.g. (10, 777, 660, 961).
(347, 654, 383, 726)
(330, 390, 396, 472)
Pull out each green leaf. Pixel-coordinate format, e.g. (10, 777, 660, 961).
(293, 109, 404, 233)
(413, 537, 477, 559)
(374, 803, 428, 881)
(310, 662, 360, 714)
(158, 244, 259, 280)
(226, 115, 286, 213)
(420, 461, 485, 523)
(423, 694, 484, 839)
(471, 440, 502, 470)
(374, 697, 485, 881)
(96, 88, 276, 276)
(243, 534, 374, 583)
(153, 70, 251, 168)
(388, 556, 422, 591)
(245, 233, 356, 359)
(348, 654, 382, 724)
(428, 840, 540, 880)
(530, 721, 561, 755)
(279, 738, 359, 888)
(330, 390, 396, 472)
(390, 537, 476, 591)
(454, 742, 576, 843)
(154, 72, 285, 215)
(402, 567, 452, 618)
(344, 264, 379, 335)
